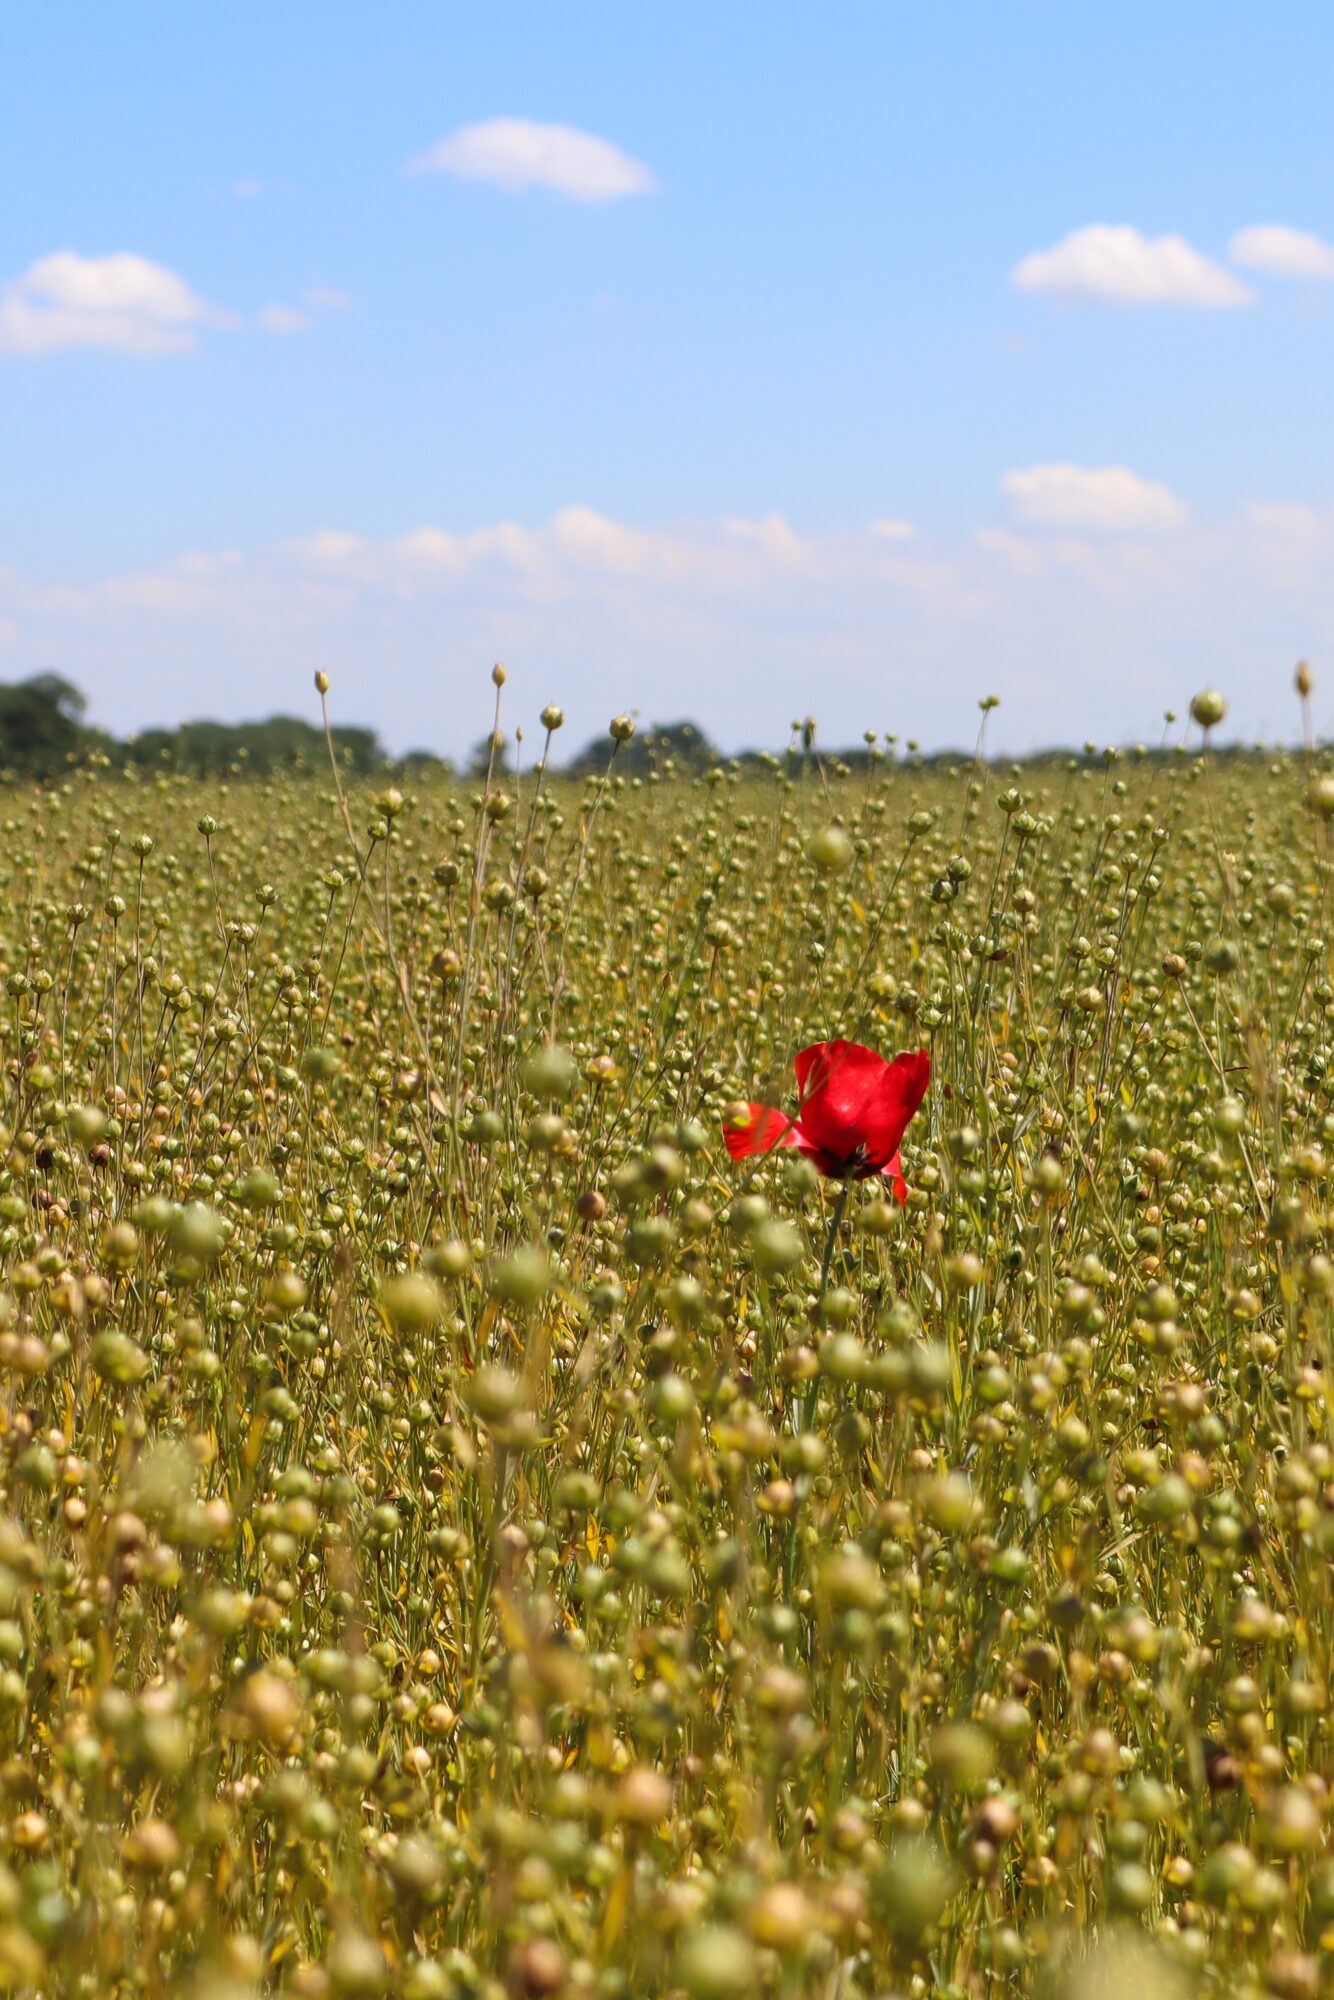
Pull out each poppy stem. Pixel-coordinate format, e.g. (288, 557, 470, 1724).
(818, 1179, 853, 1300)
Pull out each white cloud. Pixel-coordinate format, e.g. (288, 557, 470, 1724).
(290, 507, 807, 591)
(411, 118, 655, 201)
(257, 304, 311, 336)
(974, 527, 1046, 577)
(1229, 224, 1334, 280)
(256, 289, 354, 339)
(290, 530, 369, 569)
(869, 517, 915, 542)
(0, 250, 225, 357)
(723, 513, 815, 571)
(1012, 224, 1253, 308)
(1000, 463, 1188, 534)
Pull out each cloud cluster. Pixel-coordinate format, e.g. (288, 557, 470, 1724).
(0, 251, 225, 356)
(0, 251, 356, 357)
(1011, 225, 1252, 308)
(5, 486, 1332, 759)
(1014, 220, 1334, 309)
(286, 506, 860, 593)
(411, 118, 655, 202)
(1000, 464, 1187, 534)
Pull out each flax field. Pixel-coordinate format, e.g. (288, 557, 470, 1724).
(0, 680, 1330, 1999)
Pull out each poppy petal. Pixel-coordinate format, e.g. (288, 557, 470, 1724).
(883, 1150, 909, 1203)
(794, 1041, 930, 1174)
(793, 1040, 840, 1099)
(723, 1103, 800, 1160)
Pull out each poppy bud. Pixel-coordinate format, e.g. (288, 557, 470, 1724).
(609, 714, 636, 744)
(314, 670, 330, 694)
(1189, 687, 1227, 729)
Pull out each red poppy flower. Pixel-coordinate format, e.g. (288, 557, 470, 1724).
(724, 1040, 930, 1200)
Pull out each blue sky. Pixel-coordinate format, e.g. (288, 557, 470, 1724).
(4, 3, 1334, 755)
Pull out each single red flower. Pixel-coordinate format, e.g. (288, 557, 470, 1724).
(724, 1039, 930, 1200)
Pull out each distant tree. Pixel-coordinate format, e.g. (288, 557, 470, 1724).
(566, 719, 720, 778)
(0, 672, 90, 776)
(119, 714, 386, 778)
(0, 675, 407, 781)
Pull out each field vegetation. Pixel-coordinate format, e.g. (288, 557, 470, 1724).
(0, 671, 1329, 1997)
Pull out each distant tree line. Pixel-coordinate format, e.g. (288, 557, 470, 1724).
(0, 674, 408, 781)
(0, 675, 738, 783)
(0, 670, 1270, 785)
(123, 715, 385, 778)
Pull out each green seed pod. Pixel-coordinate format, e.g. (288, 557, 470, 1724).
(647, 1373, 695, 1423)
(265, 1271, 307, 1315)
(919, 1472, 976, 1534)
(1213, 1095, 1246, 1136)
(90, 1330, 150, 1385)
(749, 1219, 804, 1276)
(1137, 1474, 1193, 1524)
(326, 1931, 390, 1998)
(520, 1042, 578, 1103)
(906, 1343, 952, 1398)
(66, 1105, 107, 1147)
(300, 1047, 342, 1083)
(191, 1588, 252, 1639)
(133, 1197, 176, 1235)
(626, 1216, 677, 1267)
(868, 1837, 958, 1945)
(1107, 1861, 1154, 1913)
(926, 1721, 994, 1792)
(464, 1366, 525, 1425)
(818, 1332, 865, 1381)
(381, 1274, 444, 1333)
(485, 1247, 550, 1309)
(808, 825, 853, 872)
(666, 1275, 704, 1327)
(423, 1238, 471, 1279)
(1190, 687, 1227, 729)
(169, 1202, 227, 1263)
(673, 1925, 756, 2000)
(818, 1546, 885, 1614)
(989, 1545, 1030, 1585)
(1309, 773, 1334, 818)
(233, 1170, 282, 1211)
